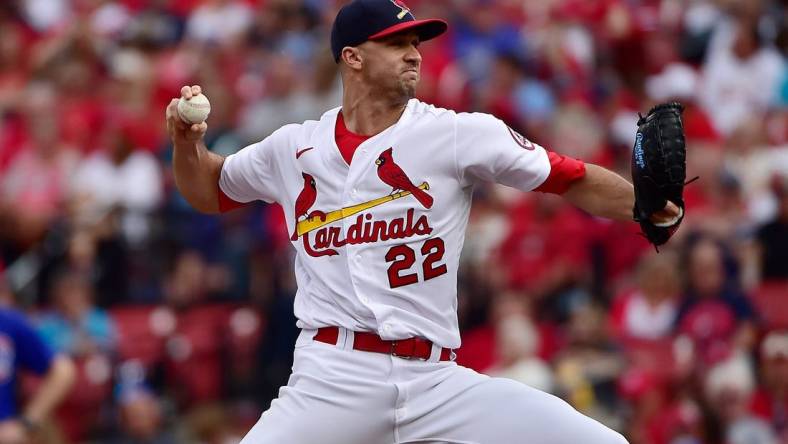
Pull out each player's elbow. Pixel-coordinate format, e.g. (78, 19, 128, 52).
(172, 150, 224, 214)
(193, 205, 221, 215)
(185, 194, 221, 214)
(174, 181, 221, 214)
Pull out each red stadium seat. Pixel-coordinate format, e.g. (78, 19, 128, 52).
(22, 353, 113, 442)
(225, 306, 265, 381)
(226, 306, 264, 347)
(110, 305, 174, 369)
(57, 353, 114, 441)
(164, 304, 235, 406)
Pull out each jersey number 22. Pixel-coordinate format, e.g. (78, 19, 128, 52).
(385, 238, 447, 288)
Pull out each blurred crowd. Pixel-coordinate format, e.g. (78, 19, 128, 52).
(0, 0, 786, 443)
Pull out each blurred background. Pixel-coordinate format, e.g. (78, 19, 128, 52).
(0, 0, 786, 443)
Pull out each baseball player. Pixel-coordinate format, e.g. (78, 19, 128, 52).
(165, 1, 683, 442)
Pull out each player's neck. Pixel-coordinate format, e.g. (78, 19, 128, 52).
(341, 90, 409, 136)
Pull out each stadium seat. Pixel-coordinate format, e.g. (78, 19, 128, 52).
(110, 305, 174, 370)
(23, 353, 113, 442)
(164, 304, 234, 406)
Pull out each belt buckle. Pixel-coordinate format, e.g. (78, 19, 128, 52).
(391, 340, 426, 361)
(390, 341, 410, 360)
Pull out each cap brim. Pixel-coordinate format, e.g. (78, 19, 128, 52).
(368, 19, 448, 42)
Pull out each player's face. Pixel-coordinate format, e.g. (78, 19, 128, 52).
(359, 30, 422, 100)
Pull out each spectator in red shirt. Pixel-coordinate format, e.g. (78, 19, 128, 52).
(677, 236, 757, 366)
(497, 193, 593, 305)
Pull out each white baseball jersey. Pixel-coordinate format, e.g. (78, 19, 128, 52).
(219, 99, 564, 349)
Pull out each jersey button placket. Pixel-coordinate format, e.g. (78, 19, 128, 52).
(342, 177, 368, 308)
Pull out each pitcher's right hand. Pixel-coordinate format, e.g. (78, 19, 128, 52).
(166, 85, 208, 145)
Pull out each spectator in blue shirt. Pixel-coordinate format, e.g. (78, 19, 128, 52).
(37, 271, 116, 358)
(0, 308, 76, 443)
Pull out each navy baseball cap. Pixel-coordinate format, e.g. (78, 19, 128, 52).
(331, 0, 448, 62)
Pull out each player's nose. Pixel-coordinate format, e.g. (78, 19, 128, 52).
(404, 46, 421, 64)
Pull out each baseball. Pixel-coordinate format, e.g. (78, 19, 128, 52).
(177, 93, 211, 124)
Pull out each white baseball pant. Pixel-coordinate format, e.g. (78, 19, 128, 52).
(240, 328, 629, 444)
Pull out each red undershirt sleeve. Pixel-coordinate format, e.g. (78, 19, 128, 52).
(218, 184, 249, 213)
(534, 151, 586, 195)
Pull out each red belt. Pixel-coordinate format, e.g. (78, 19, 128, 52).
(313, 327, 454, 361)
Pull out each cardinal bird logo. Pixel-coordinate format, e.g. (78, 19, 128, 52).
(375, 147, 433, 209)
(390, 0, 413, 19)
(291, 172, 327, 240)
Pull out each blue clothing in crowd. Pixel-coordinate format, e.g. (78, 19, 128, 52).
(0, 309, 55, 421)
(37, 309, 116, 356)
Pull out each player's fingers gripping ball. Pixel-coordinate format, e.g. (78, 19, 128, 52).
(177, 93, 211, 124)
(631, 102, 689, 247)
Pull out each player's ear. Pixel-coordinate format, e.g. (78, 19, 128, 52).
(341, 47, 363, 71)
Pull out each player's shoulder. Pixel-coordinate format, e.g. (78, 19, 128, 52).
(278, 106, 340, 138)
(455, 110, 501, 127)
(409, 100, 500, 126)
(407, 101, 505, 137)
(0, 308, 33, 335)
(271, 121, 315, 139)
(261, 115, 325, 150)
(0, 308, 25, 324)
(453, 110, 508, 139)
(407, 100, 469, 132)
(408, 99, 454, 119)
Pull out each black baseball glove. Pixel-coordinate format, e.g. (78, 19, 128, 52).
(631, 102, 690, 248)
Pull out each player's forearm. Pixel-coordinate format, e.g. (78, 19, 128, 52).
(563, 164, 634, 221)
(173, 141, 224, 214)
(23, 355, 76, 424)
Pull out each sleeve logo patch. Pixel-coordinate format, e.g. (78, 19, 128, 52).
(507, 125, 535, 150)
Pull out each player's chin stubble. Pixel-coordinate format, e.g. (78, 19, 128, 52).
(399, 75, 418, 100)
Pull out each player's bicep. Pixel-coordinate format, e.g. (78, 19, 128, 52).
(455, 113, 551, 191)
